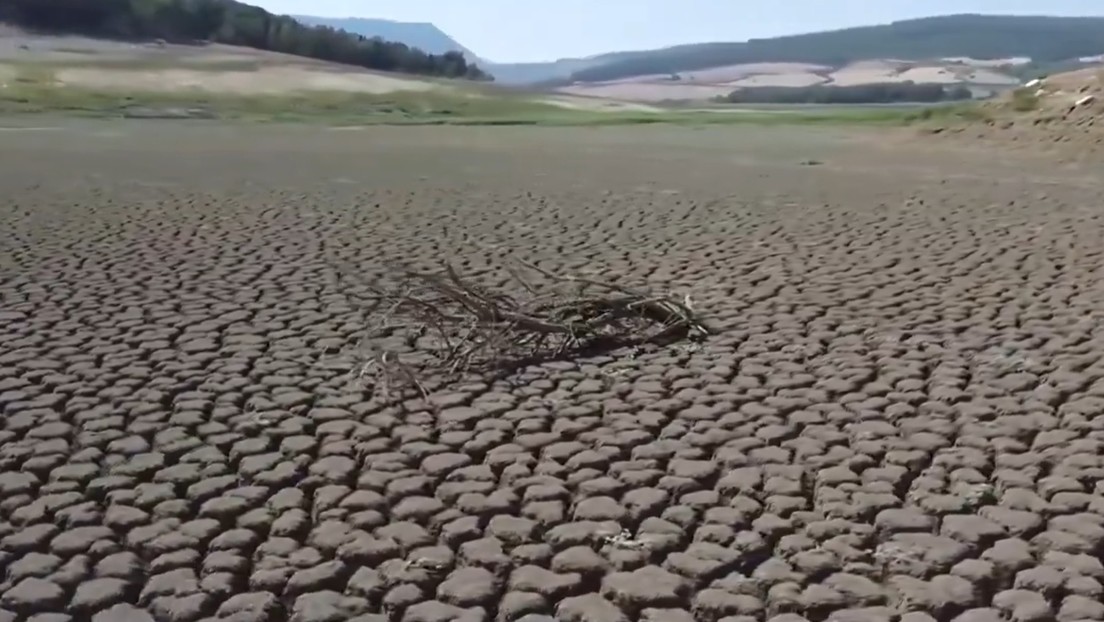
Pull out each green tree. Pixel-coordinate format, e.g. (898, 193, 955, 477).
(2, 0, 491, 80)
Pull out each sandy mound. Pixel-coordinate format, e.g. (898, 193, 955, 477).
(924, 67, 1104, 157)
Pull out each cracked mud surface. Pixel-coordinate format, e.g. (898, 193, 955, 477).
(3, 122, 1104, 622)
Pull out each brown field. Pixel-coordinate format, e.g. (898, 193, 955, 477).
(0, 31, 652, 114)
(3, 121, 1104, 622)
(557, 58, 1024, 103)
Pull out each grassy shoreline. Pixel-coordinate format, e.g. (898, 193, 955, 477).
(0, 86, 947, 126)
(0, 64, 969, 127)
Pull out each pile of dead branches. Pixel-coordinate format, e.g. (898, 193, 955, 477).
(352, 259, 712, 397)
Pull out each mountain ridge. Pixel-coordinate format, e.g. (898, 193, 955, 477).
(567, 14, 1104, 83)
(285, 13, 1104, 87)
(291, 16, 484, 64)
(288, 14, 619, 84)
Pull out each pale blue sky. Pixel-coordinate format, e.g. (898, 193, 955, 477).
(252, 0, 1104, 63)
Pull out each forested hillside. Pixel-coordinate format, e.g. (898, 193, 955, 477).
(724, 82, 974, 105)
(292, 16, 478, 61)
(570, 15, 1104, 83)
(0, 0, 490, 80)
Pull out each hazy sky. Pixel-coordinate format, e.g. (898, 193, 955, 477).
(251, 0, 1104, 63)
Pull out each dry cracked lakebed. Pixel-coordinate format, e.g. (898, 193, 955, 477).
(3, 122, 1104, 622)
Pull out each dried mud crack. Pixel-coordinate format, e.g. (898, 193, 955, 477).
(3, 123, 1104, 622)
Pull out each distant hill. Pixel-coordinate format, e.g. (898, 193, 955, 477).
(568, 15, 1104, 83)
(292, 16, 481, 62)
(289, 15, 623, 84)
(488, 55, 634, 85)
(293, 13, 1104, 86)
(0, 0, 490, 80)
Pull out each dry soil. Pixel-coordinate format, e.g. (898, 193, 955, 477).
(3, 122, 1104, 622)
(933, 67, 1104, 158)
(0, 30, 650, 113)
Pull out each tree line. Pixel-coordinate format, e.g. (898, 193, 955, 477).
(0, 0, 491, 80)
(723, 82, 975, 105)
(571, 15, 1104, 84)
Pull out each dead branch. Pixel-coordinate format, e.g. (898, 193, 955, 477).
(346, 258, 712, 396)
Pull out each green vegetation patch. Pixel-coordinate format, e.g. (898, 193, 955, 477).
(0, 82, 555, 122)
(904, 102, 993, 124)
(1009, 87, 1041, 112)
(0, 54, 937, 128)
(0, 76, 934, 127)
